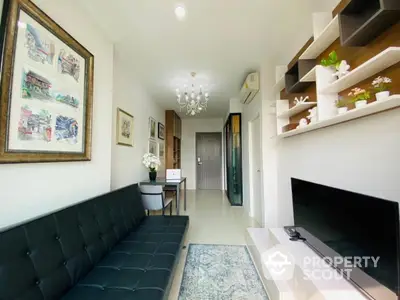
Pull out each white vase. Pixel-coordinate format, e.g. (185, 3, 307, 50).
(375, 91, 390, 101)
(355, 100, 367, 109)
(338, 107, 348, 114)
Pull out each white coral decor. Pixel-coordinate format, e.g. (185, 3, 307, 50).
(142, 153, 161, 171)
(294, 96, 309, 105)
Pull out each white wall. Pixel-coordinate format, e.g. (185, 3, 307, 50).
(0, 0, 114, 230)
(277, 109, 400, 226)
(242, 64, 279, 227)
(229, 98, 243, 113)
(111, 55, 165, 189)
(181, 118, 224, 190)
(242, 94, 261, 214)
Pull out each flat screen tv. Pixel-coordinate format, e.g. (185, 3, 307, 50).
(291, 178, 400, 300)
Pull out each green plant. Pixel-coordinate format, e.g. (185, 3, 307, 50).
(321, 51, 341, 70)
(336, 98, 349, 108)
(372, 76, 392, 92)
(348, 88, 370, 103)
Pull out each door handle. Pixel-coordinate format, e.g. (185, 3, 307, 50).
(197, 157, 202, 165)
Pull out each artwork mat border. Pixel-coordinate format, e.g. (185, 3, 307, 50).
(158, 122, 165, 140)
(0, 0, 94, 163)
(149, 116, 156, 140)
(116, 107, 134, 147)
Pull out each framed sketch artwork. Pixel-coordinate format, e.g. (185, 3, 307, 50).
(158, 141, 164, 160)
(158, 122, 164, 140)
(0, 0, 94, 163)
(116, 108, 134, 147)
(149, 117, 156, 139)
(148, 139, 157, 156)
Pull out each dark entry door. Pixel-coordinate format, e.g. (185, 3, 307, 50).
(196, 132, 222, 190)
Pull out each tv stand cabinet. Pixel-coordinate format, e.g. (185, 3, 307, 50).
(246, 228, 368, 300)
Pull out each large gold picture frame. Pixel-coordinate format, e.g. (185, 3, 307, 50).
(0, 0, 94, 163)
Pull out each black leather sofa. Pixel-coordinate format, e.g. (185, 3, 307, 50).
(0, 183, 189, 300)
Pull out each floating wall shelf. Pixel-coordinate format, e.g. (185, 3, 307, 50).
(279, 95, 400, 138)
(273, 75, 286, 92)
(277, 102, 317, 118)
(285, 60, 316, 93)
(339, 0, 400, 47)
(300, 66, 316, 82)
(322, 47, 400, 93)
(299, 16, 339, 60)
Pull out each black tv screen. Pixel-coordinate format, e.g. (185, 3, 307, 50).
(291, 178, 400, 300)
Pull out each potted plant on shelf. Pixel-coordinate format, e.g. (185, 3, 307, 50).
(348, 87, 370, 109)
(321, 50, 350, 79)
(372, 76, 391, 101)
(336, 97, 349, 114)
(142, 153, 161, 181)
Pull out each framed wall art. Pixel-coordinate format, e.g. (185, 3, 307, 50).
(149, 117, 156, 139)
(158, 141, 164, 160)
(158, 122, 164, 140)
(0, 0, 94, 163)
(148, 139, 157, 156)
(116, 108, 133, 147)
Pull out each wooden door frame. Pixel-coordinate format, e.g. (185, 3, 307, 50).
(195, 132, 223, 190)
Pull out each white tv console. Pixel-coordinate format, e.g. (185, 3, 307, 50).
(246, 228, 369, 300)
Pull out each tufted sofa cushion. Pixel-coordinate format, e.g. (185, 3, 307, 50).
(63, 216, 188, 300)
(0, 184, 188, 300)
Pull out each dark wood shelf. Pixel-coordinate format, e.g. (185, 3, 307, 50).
(339, 0, 400, 46)
(285, 59, 316, 93)
(166, 110, 182, 169)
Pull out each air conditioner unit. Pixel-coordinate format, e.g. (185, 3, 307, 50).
(240, 72, 260, 104)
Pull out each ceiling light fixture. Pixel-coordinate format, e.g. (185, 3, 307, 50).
(176, 72, 210, 116)
(175, 5, 186, 20)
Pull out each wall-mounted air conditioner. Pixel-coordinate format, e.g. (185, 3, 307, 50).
(240, 72, 260, 104)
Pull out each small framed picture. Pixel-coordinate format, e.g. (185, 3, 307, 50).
(149, 117, 156, 139)
(158, 141, 165, 159)
(158, 122, 165, 140)
(148, 139, 157, 155)
(116, 108, 134, 146)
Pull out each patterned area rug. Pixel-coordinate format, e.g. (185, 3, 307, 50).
(179, 244, 269, 300)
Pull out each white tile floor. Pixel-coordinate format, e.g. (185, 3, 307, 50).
(167, 189, 261, 299)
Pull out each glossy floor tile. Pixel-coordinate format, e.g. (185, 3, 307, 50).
(167, 189, 261, 300)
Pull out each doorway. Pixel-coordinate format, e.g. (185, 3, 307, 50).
(250, 115, 263, 225)
(196, 132, 222, 190)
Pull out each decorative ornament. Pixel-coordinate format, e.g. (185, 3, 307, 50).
(296, 118, 308, 129)
(307, 107, 318, 124)
(333, 60, 350, 79)
(293, 96, 310, 106)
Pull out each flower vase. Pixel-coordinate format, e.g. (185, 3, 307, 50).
(375, 91, 390, 101)
(149, 171, 157, 181)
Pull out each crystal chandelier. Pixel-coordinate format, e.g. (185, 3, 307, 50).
(176, 72, 210, 116)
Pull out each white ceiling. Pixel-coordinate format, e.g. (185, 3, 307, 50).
(73, 0, 339, 118)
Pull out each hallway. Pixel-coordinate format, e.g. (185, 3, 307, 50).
(168, 189, 260, 299)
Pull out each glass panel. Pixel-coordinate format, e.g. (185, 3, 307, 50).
(225, 114, 242, 206)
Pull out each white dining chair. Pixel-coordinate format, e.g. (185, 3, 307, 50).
(140, 185, 173, 216)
